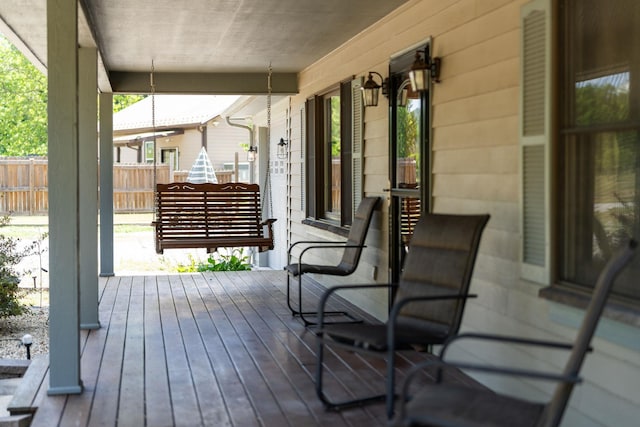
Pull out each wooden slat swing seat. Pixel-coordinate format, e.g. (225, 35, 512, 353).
(153, 182, 276, 254)
(148, 62, 277, 256)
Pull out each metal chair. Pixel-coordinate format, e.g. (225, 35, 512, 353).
(394, 239, 637, 427)
(315, 213, 490, 419)
(284, 196, 380, 326)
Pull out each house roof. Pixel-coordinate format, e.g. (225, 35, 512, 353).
(113, 94, 240, 133)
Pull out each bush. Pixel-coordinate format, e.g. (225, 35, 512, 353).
(176, 248, 252, 272)
(0, 214, 28, 318)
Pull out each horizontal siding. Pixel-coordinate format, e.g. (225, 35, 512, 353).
(433, 145, 518, 174)
(275, 1, 640, 425)
(434, 116, 519, 150)
(433, 173, 519, 202)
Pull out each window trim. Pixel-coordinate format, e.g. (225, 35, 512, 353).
(304, 79, 355, 228)
(522, 0, 640, 324)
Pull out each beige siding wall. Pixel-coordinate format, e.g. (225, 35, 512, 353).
(253, 97, 291, 268)
(268, 0, 640, 426)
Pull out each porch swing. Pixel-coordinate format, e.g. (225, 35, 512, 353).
(151, 62, 277, 254)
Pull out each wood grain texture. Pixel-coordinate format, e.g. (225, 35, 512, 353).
(28, 271, 484, 426)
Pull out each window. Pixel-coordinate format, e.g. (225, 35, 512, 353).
(521, 0, 640, 312)
(325, 91, 342, 221)
(305, 78, 363, 228)
(160, 148, 178, 170)
(223, 162, 250, 182)
(557, 0, 640, 303)
(144, 141, 155, 163)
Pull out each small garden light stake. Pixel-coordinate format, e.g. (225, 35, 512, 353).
(21, 334, 32, 360)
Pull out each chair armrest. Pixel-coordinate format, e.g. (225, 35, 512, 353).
(317, 283, 398, 327)
(260, 218, 277, 241)
(439, 332, 584, 360)
(298, 243, 365, 265)
(398, 358, 581, 416)
(288, 239, 348, 256)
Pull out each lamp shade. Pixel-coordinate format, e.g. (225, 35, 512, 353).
(409, 52, 429, 92)
(277, 138, 288, 159)
(361, 72, 382, 107)
(247, 146, 257, 162)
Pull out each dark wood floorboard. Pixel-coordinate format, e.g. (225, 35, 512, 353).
(28, 270, 483, 427)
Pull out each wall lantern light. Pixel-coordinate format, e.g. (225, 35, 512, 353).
(361, 71, 388, 107)
(277, 138, 288, 159)
(408, 46, 441, 92)
(247, 145, 258, 162)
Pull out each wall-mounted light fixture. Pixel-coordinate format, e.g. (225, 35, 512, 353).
(277, 138, 288, 159)
(247, 145, 258, 162)
(361, 71, 388, 107)
(408, 45, 441, 92)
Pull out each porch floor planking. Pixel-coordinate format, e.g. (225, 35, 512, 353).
(228, 271, 404, 424)
(203, 272, 315, 426)
(255, 270, 453, 421)
(220, 273, 349, 426)
(26, 271, 481, 427)
(212, 271, 376, 426)
(237, 271, 389, 424)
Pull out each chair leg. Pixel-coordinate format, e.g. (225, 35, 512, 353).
(315, 335, 386, 412)
(386, 347, 397, 419)
(287, 272, 362, 327)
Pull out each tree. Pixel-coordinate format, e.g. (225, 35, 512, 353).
(0, 35, 48, 156)
(114, 94, 145, 113)
(1, 34, 146, 156)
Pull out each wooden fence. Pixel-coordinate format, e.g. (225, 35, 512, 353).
(0, 157, 235, 215)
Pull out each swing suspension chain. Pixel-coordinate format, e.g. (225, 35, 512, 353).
(265, 63, 274, 218)
(150, 61, 157, 220)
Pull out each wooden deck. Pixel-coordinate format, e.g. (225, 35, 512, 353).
(24, 270, 480, 427)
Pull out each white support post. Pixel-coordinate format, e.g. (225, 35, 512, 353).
(79, 47, 100, 330)
(47, 0, 83, 394)
(257, 126, 269, 267)
(99, 93, 115, 277)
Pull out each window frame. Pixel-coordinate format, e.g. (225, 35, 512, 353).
(304, 79, 355, 229)
(523, 0, 640, 322)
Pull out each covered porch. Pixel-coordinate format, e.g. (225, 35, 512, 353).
(20, 271, 480, 426)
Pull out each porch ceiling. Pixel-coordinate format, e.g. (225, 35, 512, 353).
(0, 0, 408, 93)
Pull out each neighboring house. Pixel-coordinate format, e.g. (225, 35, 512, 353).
(112, 94, 254, 181)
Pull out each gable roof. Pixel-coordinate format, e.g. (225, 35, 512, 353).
(113, 94, 240, 132)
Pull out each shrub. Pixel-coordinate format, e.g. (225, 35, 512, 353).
(176, 248, 252, 272)
(0, 214, 28, 318)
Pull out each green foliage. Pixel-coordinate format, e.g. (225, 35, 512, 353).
(396, 105, 419, 159)
(0, 35, 48, 156)
(0, 215, 29, 318)
(330, 95, 341, 158)
(176, 249, 252, 272)
(575, 82, 629, 126)
(113, 94, 146, 113)
(0, 34, 146, 156)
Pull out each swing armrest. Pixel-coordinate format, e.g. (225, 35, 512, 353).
(260, 218, 277, 241)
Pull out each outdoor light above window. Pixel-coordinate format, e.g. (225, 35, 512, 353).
(247, 145, 257, 162)
(277, 138, 288, 159)
(361, 71, 388, 107)
(408, 46, 441, 92)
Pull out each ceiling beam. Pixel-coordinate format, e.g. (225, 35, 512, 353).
(108, 72, 298, 95)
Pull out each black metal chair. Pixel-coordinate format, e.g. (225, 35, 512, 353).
(315, 212, 490, 419)
(284, 196, 380, 326)
(394, 239, 637, 427)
